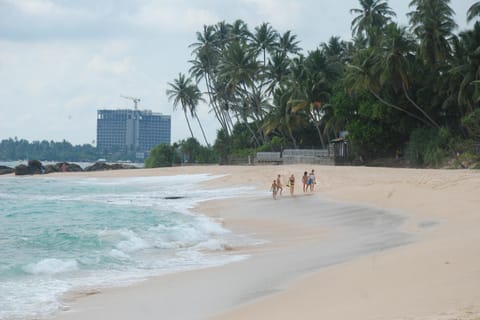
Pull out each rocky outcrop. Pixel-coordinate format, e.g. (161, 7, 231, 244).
(84, 162, 137, 171)
(12, 160, 137, 175)
(0, 165, 14, 175)
(14, 164, 32, 175)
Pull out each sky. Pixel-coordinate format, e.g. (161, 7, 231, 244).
(0, 0, 473, 146)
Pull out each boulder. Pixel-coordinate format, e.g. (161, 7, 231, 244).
(27, 160, 44, 174)
(0, 165, 14, 175)
(14, 164, 31, 175)
(84, 162, 137, 171)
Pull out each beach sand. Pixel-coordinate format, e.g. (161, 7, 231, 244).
(46, 165, 480, 320)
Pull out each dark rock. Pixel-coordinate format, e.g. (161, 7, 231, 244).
(84, 162, 138, 172)
(59, 163, 83, 172)
(44, 164, 59, 174)
(14, 164, 31, 175)
(0, 165, 14, 175)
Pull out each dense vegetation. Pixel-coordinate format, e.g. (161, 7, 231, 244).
(165, 0, 480, 168)
(0, 138, 98, 162)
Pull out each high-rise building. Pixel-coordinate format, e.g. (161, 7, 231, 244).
(97, 109, 171, 156)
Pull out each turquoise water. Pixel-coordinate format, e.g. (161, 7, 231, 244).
(0, 174, 255, 320)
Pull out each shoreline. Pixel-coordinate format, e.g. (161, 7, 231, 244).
(5, 165, 479, 319)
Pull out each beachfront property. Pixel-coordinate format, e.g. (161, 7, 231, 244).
(96, 109, 171, 157)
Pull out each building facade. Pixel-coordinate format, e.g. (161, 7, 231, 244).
(97, 109, 171, 156)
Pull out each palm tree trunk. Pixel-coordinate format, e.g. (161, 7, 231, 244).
(368, 89, 432, 127)
(402, 83, 440, 128)
(184, 112, 195, 138)
(194, 112, 210, 146)
(313, 123, 326, 149)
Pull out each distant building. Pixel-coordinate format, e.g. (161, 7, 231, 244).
(97, 109, 171, 157)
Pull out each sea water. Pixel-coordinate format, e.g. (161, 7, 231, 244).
(0, 174, 256, 320)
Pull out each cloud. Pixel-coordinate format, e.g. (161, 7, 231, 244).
(4, 0, 65, 16)
(131, 1, 219, 33)
(87, 55, 133, 76)
(239, 0, 304, 29)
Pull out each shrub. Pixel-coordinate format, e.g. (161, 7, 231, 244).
(406, 128, 448, 167)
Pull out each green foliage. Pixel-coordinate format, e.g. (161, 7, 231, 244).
(177, 137, 217, 163)
(213, 128, 233, 164)
(257, 136, 285, 152)
(346, 119, 399, 157)
(0, 138, 98, 161)
(461, 109, 480, 141)
(144, 144, 178, 168)
(406, 128, 448, 167)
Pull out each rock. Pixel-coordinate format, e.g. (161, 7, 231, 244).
(44, 164, 59, 174)
(27, 160, 44, 174)
(14, 164, 31, 175)
(0, 165, 14, 175)
(84, 162, 137, 171)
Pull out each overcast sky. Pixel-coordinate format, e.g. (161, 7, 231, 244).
(0, 0, 473, 146)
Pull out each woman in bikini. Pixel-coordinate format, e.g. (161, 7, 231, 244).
(302, 171, 308, 192)
(288, 174, 295, 196)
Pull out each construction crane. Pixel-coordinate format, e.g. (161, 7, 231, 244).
(121, 95, 141, 110)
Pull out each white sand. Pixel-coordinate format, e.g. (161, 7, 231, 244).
(43, 165, 480, 319)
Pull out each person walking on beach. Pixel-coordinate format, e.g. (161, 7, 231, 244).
(288, 174, 295, 196)
(276, 174, 283, 196)
(307, 169, 316, 192)
(270, 180, 278, 199)
(302, 171, 308, 192)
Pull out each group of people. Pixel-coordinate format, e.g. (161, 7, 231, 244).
(270, 169, 316, 199)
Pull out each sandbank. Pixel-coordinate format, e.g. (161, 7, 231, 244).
(41, 165, 480, 319)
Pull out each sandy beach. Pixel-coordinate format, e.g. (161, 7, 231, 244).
(40, 164, 480, 319)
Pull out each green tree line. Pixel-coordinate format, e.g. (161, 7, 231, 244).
(166, 0, 480, 167)
(0, 138, 98, 162)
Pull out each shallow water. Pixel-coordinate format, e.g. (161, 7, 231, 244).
(0, 174, 256, 320)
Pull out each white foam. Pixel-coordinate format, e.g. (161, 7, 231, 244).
(109, 249, 131, 260)
(23, 258, 78, 275)
(116, 230, 150, 252)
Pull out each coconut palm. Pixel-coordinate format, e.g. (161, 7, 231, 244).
(467, 2, 480, 23)
(252, 22, 279, 66)
(449, 22, 480, 113)
(278, 30, 301, 56)
(408, 0, 457, 69)
(166, 73, 201, 141)
(350, 0, 396, 44)
(377, 23, 440, 128)
(217, 40, 262, 145)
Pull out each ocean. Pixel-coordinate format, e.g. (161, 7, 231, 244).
(0, 173, 257, 320)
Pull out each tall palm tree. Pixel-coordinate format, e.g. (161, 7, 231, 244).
(166, 73, 198, 140)
(408, 0, 457, 69)
(278, 30, 301, 56)
(449, 22, 480, 114)
(217, 40, 262, 145)
(252, 22, 279, 66)
(377, 23, 440, 128)
(350, 0, 396, 44)
(345, 47, 432, 126)
(467, 2, 480, 23)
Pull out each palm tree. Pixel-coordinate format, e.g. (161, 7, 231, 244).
(166, 73, 198, 140)
(350, 0, 396, 44)
(345, 47, 432, 126)
(467, 2, 480, 23)
(252, 22, 279, 66)
(217, 40, 262, 145)
(377, 23, 440, 128)
(449, 22, 480, 114)
(408, 0, 457, 69)
(278, 30, 301, 56)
